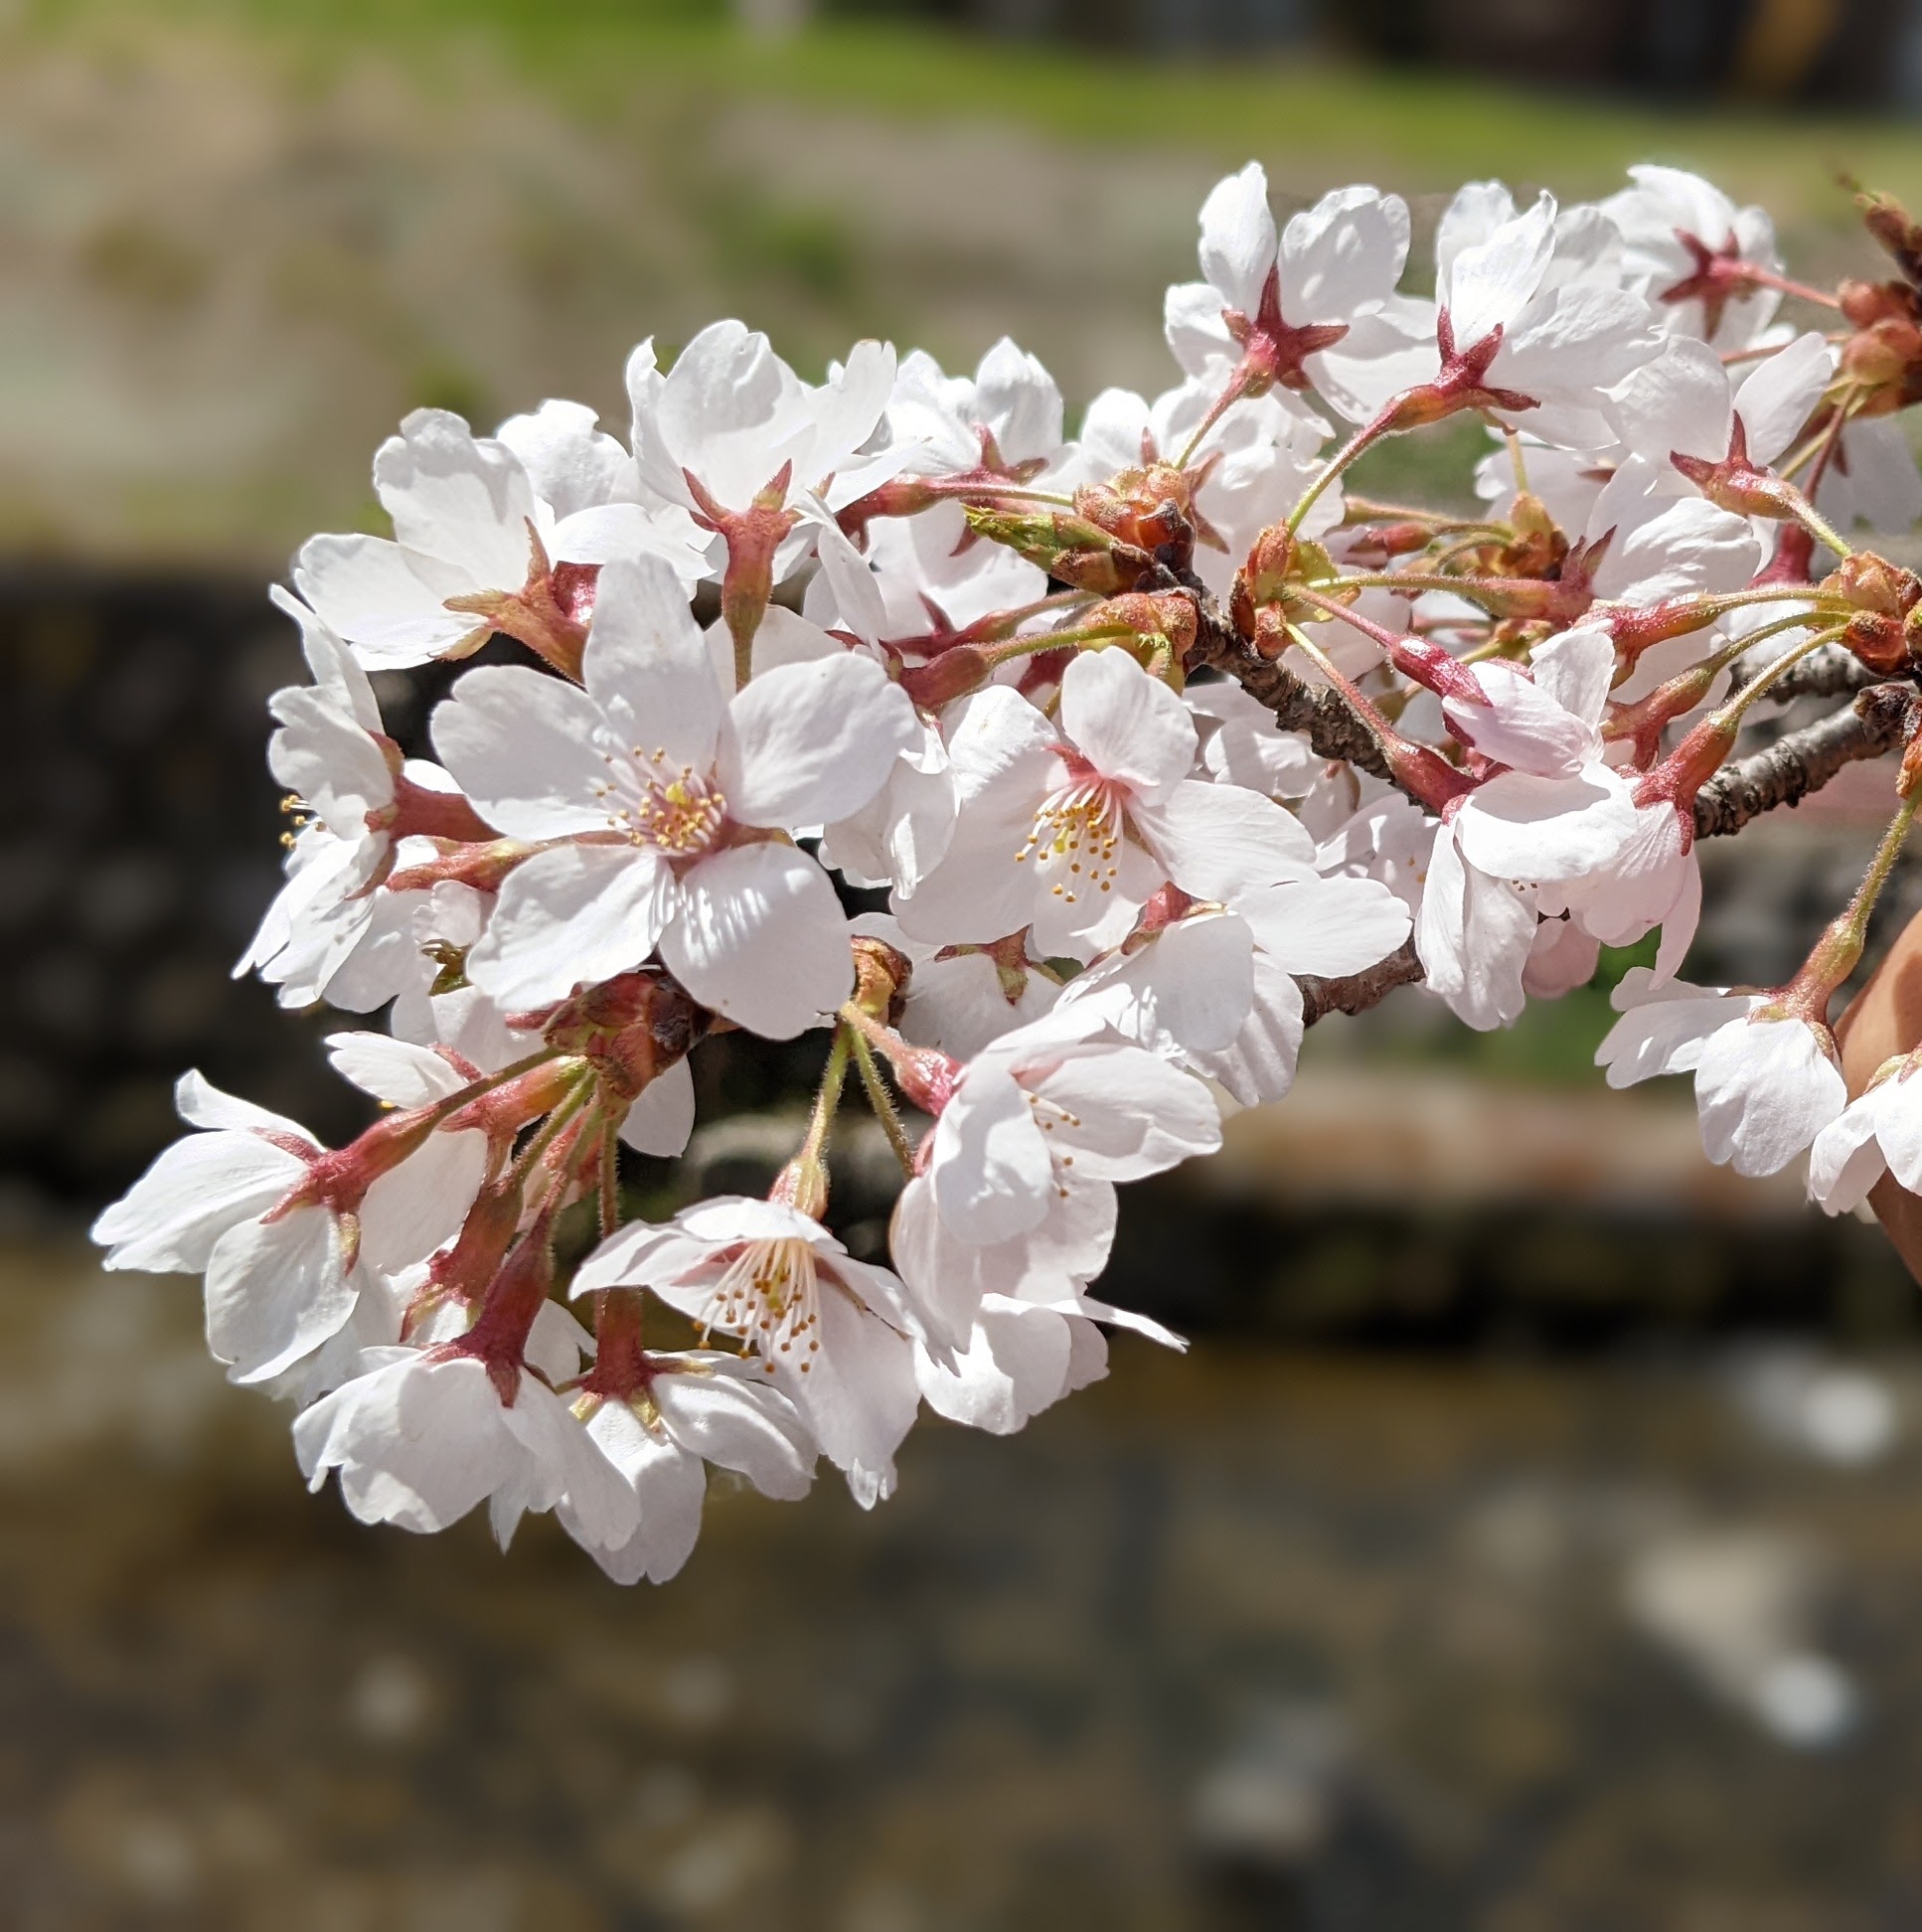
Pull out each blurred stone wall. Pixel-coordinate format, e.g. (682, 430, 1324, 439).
(0, 571, 365, 1208)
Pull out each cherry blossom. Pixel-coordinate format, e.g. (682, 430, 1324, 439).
(432, 554, 917, 1029)
(91, 152, 1922, 1584)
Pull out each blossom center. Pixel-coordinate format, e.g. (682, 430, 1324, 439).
(707, 1236, 823, 1372)
(597, 748, 728, 857)
(1016, 772, 1125, 907)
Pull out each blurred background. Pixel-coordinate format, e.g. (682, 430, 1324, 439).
(10, 0, 1922, 1925)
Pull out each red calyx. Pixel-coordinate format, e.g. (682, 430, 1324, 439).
(433, 1212, 559, 1405)
(1671, 415, 1801, 521)
(1383, 315, 1537, 431)
(1656, 228, 1763, 340)
(1221, 264, 1351, 397)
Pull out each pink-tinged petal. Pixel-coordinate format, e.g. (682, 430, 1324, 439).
(430, 665, 613, 840)
(916, 1303, 1073, 1435)
(1035, 1049, 1221, 1180)
(1136, 778, 1316, 899)
(930, 1065, 1054, 1246)
(465, 844, 675, 1010)
(652, 1368, 816, 1500)
(1522, 916, 1601, 998)
(1444, 661, 1596, 778)
(1695, 1017, 1845, 1178)
(374, 408, 538, 585)
(206, 1208, 355, 1384)
(1808, 1101, 1889, 1215)
(1530, 627, 1615, 725)
(1198, 162, 1277, 317)
(774, 1287, 918, 1504)
(293, 535, 480, 668)
(581, 555, 724, 772)
(92, 1132, 307, 1274)
(659, 843, 851, 1040)
(1059, 648, 1197, 798)
(619, 1058, 697, 1157)
(1234, 873, 1410, 977)
(720, 652, 919, 829)
(1453, 769, 1638, 882)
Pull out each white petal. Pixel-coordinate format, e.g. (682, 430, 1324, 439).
(206, 1208, 356, 1383)
(581, 556, 724, 772)
(430, 665, 614, 840)
(1059, 648, 1197, 799)
(659, 843, 851, 1039)
(1137, 778, 1317, 899)
(1234, 872, 1411, 977)
(375, 408, 538, 585)
(1035, 1048, 1221, 1180)
(92, 1131, 306, 1275)
(293, 535, 480, 668)
(465, 844, 675, 1010)
(652, 1368, 816, 1500)
(720, 652, 919, 828)
(929, 1064, 1053, 1245)
(1198, 162, 1276, 316)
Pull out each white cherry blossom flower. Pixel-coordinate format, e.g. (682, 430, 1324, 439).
(571, 1198, 922, 1509)
(1429, 184, 1657, 448)
(560, 1353, 817, 1584)
(919, 1005, 1221, 1248)
(295, 405, 704, 669)
(1597, 970, 1845, 1177)
(432, 555, 917, 1030)
(1809, 1057, 1922, 1214)
(92, 1072, 486, 1383)
(896, 649, 1320, 958)
(294, 1345, 637, 1542)
(1601, 165, 1786, 351)
(1164, 165, 1435, 424)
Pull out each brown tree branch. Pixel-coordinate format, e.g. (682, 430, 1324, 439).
(1726, 640, 1881, 703)
(1299, 938, 1424, 1026)
(1183, 584, 1397, 783)
(1692, 682, 1916, 840)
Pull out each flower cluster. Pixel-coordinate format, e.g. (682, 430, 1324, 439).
(94, 162, 1922, 1579)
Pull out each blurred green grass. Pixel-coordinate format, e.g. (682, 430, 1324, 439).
(34, 0, 1922, 208)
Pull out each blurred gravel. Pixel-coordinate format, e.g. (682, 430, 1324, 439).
(3, 1243, 1922, 1928)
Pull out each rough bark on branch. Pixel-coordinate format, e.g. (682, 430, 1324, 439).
(1299, 938, 1424, 1026)
(1726, 641, 1880, 703)
(1183, 588, 1396, 783)
(1692, 682, 1915, 840)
